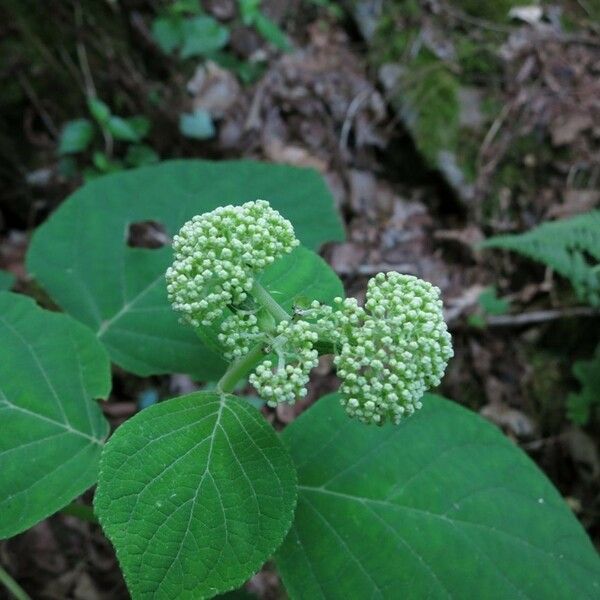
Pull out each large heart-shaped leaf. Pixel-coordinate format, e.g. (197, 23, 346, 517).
(95, 392, 297, 599)
(27, 160, 344, 379)
(276, 393, 600, 599)
(0, 292, 110, 539)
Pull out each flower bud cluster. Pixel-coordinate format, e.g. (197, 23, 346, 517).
(249, 320, 319, 407)
(332, 272, 453, 425)
(166, 200, 298, 327)
(218, 312, 263, 361)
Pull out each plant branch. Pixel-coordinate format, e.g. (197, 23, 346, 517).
(217, 343, 265, 394)
(0, 565, 31, 600)
(251, 280, 291, 323)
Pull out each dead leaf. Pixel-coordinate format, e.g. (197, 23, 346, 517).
(263, 137, 328, 171)
(188, 62, 241, 119)
(329, 242, 366, 274)
(551, 114, 593, 146)
(563, 427, 600, 483)
(547, 190, 600, 219)
(481, 402, 537, 438)
(508, 6, 544, 25)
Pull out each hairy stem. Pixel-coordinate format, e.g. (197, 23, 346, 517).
(217, 343, 265, 394)
(0, 565, 31, 600)
(251, 280, 291, 324)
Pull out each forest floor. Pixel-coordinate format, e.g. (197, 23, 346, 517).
(1, 1, 599, 598)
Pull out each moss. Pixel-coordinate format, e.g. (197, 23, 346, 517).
(456, 130, 481, 183)
(450, 0, 523, 22)
(455, 36, 503, 84)
(400, 58, 461, 168)
(371, 23, 415, 66)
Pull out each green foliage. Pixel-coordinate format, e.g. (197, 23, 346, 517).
(124, 144, 159, 168)
(452, 0, 522, 21)
(179, 108, 216, 140)
(5, 159, 600, 599)
(59, 97, 155, 179)
(0, 292, 110, 539)
(0, 269, 15, 291)
(180, 16, 230, 58)
(567, 345, 600, 425)
(95, 392, 297, 599)
(151, 0, 288, 78)
(239, 0, 290, 50)
(58, 119, 95, 155)
(482, 211, 600, 306)
(152, 0, 229, 59)
(478, 286, 510, 315)
(197, 246, 344, 356)
(406, 64, 461, 167)
(275, 392, 600, 598)
(468, 285, 511, 326)
(26, 160, 344, 379)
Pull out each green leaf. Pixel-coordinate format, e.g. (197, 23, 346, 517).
(58, 119, 94, 155)
(88, 98, 111, 125)
(259, 246, 344, 310)
(127, 115, 151, 140)
(27, 160, 344, 379)
(0, 292, 110, 539)
(152, 16, 185, 54)
(95, 392, 296, 599)
(0, 269, 15, 291)
(180, 16, 229, 58)
(478, 286, 510, 316)
(179, 109, 215, 140)
(125, 144, 160, 168)
(170, 0, 203, 16)
(254, 14, 290, 50)
(92, 151, 123, 174)
(238, 0, 261, 24)
(206, 51, 266, 84)
(276, 393, 600, 599)
(481, 211, 600, 306)
(106, 116, 141, 142)
(197, 245, 345, 354)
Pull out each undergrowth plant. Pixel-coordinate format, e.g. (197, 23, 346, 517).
(482, 210, 600, 306)
(1, 161, 599, 599)
(483, 212, 600, 425)
(59, 97, 158, 180)
(151, 0, 289, 86)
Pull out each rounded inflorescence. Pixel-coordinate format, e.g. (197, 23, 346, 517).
(249, 319, 319, 407)
(166, 200, 298, 327)
(331, 272, 453, 425)
(218, 312, 263, 361)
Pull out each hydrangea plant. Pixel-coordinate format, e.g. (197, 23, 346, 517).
(165, 200, 453, 423)
(2, 162, 599, 600)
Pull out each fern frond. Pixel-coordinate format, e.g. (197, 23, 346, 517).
(482, 210, 600, 306)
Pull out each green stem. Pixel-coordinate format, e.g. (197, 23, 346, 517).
(60, 502, 97, 523)
(0, 565, 31, 600)
(217, 343, 265, 394)
(251, 280, 291, 324)
(217, 282, 290, 394)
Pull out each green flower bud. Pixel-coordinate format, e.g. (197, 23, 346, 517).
(332, 272, 453, 425)
(249, 319, 319, 407)
(166, 200, 299, 328)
